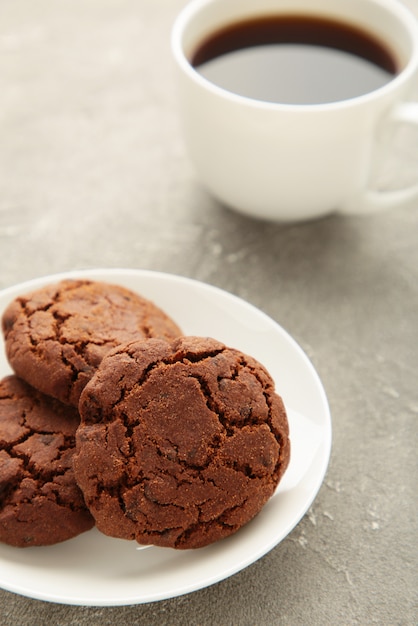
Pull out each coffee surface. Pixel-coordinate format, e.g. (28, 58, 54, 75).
(192, 15, 398, 104)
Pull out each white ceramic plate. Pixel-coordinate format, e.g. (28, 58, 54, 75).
(0, 269, 331, 606)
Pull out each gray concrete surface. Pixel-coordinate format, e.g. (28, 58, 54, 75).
(0, 1, 417, 624)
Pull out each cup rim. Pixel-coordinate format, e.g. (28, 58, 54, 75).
(171, 0, 418, 111)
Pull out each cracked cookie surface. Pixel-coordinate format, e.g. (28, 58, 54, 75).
(1, 279, 182, 406)
(0, 375, 94, 547)
(74, 336, 290, 549)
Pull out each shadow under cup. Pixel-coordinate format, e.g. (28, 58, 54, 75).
(172, 0, 418, 221)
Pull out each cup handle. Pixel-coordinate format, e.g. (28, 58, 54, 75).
(340, 101, 418, 215)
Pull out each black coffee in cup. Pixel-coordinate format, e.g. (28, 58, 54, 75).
(191, 15, 399, 104)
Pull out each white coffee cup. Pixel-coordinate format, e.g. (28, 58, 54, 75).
(172, 0, 418, 221)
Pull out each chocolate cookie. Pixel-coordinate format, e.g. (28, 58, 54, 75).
(74, 336, 290, 549)
(0, 375, 94, 547)
(2, 279, 182, 406)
